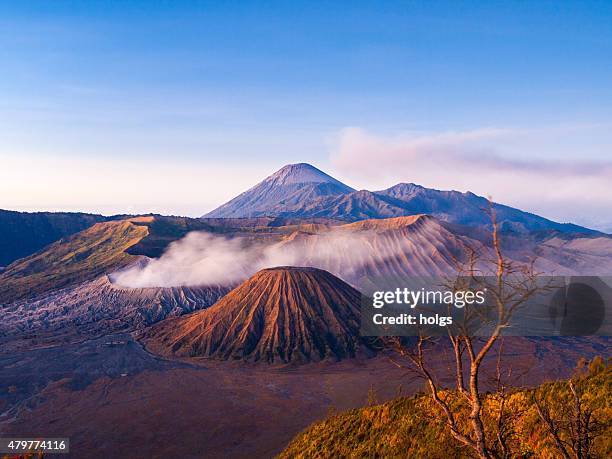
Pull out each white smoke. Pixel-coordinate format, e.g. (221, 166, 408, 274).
(111, 228, 394, 288)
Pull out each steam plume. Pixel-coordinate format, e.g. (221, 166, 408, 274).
(111, 229, 387, 288)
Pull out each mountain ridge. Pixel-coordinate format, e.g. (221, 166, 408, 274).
(205, 163, 599, 234)
(0, 209, 110, 267)
(0, 217, 151, 303)
(0, 274, 229, 350)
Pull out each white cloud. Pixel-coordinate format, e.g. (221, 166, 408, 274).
(329, 127, 612, 230)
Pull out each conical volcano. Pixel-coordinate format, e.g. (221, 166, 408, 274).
(142, 266, 364, 363)
(204, 163, 354, 218)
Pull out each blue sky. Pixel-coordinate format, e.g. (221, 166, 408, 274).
(1, 1, 611, 229)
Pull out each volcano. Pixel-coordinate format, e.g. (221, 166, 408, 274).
(204, 163, 355, 218)
(204, 163, 597, 234)
(142, 267, 364, 363)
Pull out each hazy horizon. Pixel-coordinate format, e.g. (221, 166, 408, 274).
(3, 158, 611, 233)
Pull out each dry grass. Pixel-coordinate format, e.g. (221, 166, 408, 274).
(279, 358, 612, 458)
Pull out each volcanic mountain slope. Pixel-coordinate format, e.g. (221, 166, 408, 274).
(298, 184, 589, 233)
(267, 216, 612, 290)
(0, 217, 151, 303)
(0, 275, 229, 348)
(142, 267, 365, 363)
(274, 215, 474, 292)
(0, 209, 109, 267)
(284, 189, 410, 221)
(375, 183, 592, 233)
(205, 163, 355, 218)
(205, 163, 597, 234)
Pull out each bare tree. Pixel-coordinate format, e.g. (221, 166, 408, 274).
(386, 203, 551, 459)
(533, 375, 607, 459)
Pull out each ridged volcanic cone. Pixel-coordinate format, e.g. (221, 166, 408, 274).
(142, 266, 364, 363)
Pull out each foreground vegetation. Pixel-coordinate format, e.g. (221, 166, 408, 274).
(280, 357, 611, 458)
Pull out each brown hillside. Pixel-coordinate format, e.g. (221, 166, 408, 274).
(339, 214, 427, 231)
(142, 267, 365, 363)
(272, 214, 477, 294)
(0, 218, 150, 303)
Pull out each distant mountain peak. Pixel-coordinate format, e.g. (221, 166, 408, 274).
(266, 163, 353, 188)
(383, 182, 478, 197)
(204, 163, 354, 218)
(380, 182, 430, 196)
(387, 182, 424, 190)
(204, 163, 596, 234)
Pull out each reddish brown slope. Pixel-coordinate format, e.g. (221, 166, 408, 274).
(143, 267, 364, 363)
